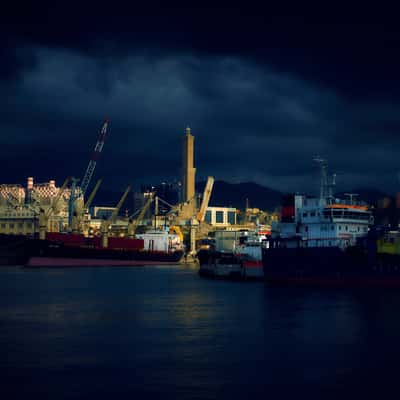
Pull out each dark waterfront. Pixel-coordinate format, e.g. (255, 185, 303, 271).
(2, 265, 400, 399)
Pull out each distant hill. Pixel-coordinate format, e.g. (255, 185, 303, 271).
(93, 182, 283, 213)
(196, 180, 282, 211)
(92, 183, 391, 215)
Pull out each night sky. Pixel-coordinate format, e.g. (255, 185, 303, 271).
(2, 3, 400, 195)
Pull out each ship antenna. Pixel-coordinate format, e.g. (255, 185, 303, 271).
(313, 157, 328, 202)
(327, 173, 336, 204)
(344, 193, 358, 205)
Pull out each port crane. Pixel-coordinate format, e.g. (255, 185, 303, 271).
(84, 179, 103, 211)
(109, 186, 131, 224)
(68, 120, 108, 230)
(6, 192, 21, 209)
(39, 177, 70, 239)
(100, 186, 131, 247)
(127, 194, 154, 238)
(197, 176, 214, 222)
(80, 120, 108, 198)
(71, 179, 103, 234)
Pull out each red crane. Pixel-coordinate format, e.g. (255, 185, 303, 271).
(80, 120, 109, 197)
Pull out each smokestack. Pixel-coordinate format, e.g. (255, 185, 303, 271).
(26, 177, 34, 204)
(27, 177, 33, 190)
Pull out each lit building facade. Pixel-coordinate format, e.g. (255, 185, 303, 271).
(204, 206, 237, 226)
(0, 177, 81, 235)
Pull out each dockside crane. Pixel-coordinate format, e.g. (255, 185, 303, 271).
(100, 186, 131, 247)
(6, 192, 20, 209)
(68, 177, 79, 229)
(109, 186, 131, 224)
(197, 176, 214, 222)
(72, 178, 103, 234)
(39, 177, 70, 240)
(84, 179, 103, 211)
(68, 120, 108, 231)
(128, 195, 154, 238)
(80, 120, 109, 198)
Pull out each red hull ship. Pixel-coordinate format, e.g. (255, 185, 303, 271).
(24, 232, 185, 267)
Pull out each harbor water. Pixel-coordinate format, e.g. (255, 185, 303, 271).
(2, 265, 400, 399)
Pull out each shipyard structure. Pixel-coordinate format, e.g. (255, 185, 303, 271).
(0, 177, 82, 236)
(0, 122, 275, 267)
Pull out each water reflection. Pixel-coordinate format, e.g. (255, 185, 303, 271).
(2, 267, 400, 398)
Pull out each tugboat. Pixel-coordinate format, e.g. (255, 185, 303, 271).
(198, 229, 267, 280)
(197, 230, 244, 279)
(197, 248, 244, 279)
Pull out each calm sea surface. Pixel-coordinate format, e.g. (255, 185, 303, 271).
(1, 265, 400, 399)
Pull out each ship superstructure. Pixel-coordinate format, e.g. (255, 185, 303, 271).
(277, 158, 372, 248)
(278, 194, 372, 248)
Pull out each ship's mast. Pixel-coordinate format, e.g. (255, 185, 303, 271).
(314, 157, 336, 204)
(328, 173, 336, 203)
(314, 157, 328, 202)
(344, 193, 359, 205)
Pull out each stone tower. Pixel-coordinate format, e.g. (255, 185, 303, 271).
(181, 126, 196, 204)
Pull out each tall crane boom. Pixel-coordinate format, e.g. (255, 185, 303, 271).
(109, 186, 131, 224)
(80, 120, 109, 197)
(46, 177, 70, 217)
(197, 176, 214, 222)
(84, 179, 103, 210)
(128, 195, 153, 237)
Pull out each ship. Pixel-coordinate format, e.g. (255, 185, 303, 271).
(197, 229, 268, 280)
(261, 159, 400, 287)
(261, 227, 400, 287)
(24, 230, 185, 267)
(197, 250, 244, 279)
(233, 229, 269, 279)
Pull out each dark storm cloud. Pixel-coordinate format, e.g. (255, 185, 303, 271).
(3, 3, 400, 95)
(2, 44, 400, 194)
(2, 4, 400, 194)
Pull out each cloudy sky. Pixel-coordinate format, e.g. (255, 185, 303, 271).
(2, 3, 400, 194)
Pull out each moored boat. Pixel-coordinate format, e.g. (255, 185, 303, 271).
(261, 159, 400, 287)
(197, 249, 244, 279)
(198, 229, 267, 280)
(24, 230, 185, 267)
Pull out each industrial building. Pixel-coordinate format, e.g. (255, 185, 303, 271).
(204, 206, 237, 226)
(0, 177, 81, 235)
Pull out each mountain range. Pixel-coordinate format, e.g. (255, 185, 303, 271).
(196, 181, 282, 211)
(93, 181, 392, 213)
